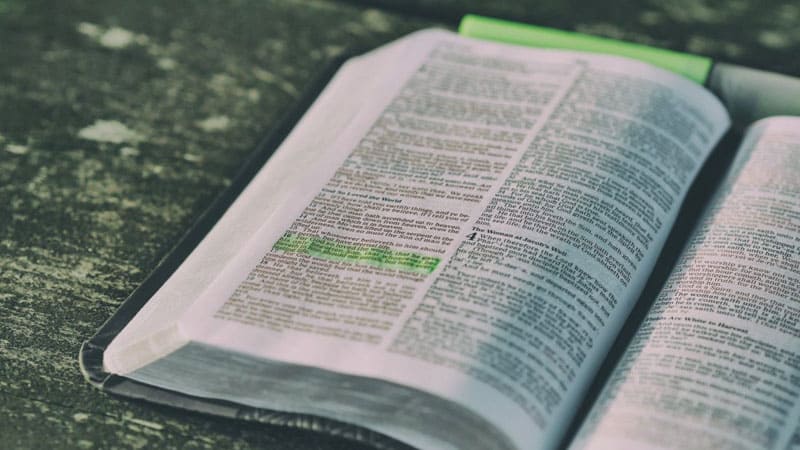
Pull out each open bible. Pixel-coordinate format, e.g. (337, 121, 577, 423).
(80, 29, 800, 450)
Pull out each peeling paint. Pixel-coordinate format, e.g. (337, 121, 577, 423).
(156, 57, 177, 70)
(182, 153, 202, 163)
(126, 417, 164, 431)
(196, 115, 230, 132)
(77, 22, 142, 49)
(758, 30, 792, 49)
(362, 9, 392, 33)
(70, 260, 94, 279)
(78, 120, 143, 144)
(246, 88, 260, 102)
(99, 27, 136, 49)
(76, 22, 102, 39)
(120, 146, 140, 157)
(6, 144, 29, 154)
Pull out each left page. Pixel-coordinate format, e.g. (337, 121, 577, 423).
(107, 29, 729, 449)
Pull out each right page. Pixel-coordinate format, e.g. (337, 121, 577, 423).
(572, 116, 800, 450)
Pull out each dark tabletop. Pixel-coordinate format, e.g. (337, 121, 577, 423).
(2, 0, 799, 448)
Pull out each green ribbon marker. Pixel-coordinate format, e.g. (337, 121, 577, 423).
(458, 14, 712, 84)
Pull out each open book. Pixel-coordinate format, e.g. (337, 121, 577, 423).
(81, 29, 800, 450)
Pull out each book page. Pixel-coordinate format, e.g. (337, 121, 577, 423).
(103, 30, 414, 371)
(120, 30, 728, 449)
(571, 116, 800, 450)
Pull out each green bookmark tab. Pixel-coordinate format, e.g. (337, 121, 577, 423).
(458, 15, 712, 84)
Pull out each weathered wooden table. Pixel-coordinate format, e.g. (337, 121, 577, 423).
(2, 0, 798, 448)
